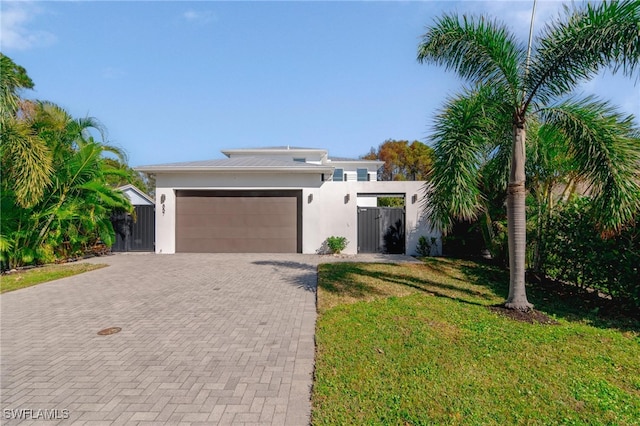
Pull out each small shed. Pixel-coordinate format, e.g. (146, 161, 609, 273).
(111, 184, 155, 252)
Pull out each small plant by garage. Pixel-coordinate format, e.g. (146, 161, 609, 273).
(326, 236, 348, 254)
(416, 236, 437, 257)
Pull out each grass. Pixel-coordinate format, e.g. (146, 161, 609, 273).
(1, 263, 107, 293)
(313, 257, 640, 425)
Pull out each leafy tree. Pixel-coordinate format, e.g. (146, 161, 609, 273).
(363, 139, 434, 181)
(418, 0, 640, 310)
(103, 158, 152, 194)
(377, 197, 405, 208)
(1, 55, 134, 267)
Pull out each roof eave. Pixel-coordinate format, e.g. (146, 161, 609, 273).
(116, 184, 155, 203)
(329, 160, 384, 166)
(134, 166, 334, 174)
(221, 148, 328, 157)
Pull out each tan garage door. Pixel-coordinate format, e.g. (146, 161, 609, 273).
(176, 190, 301, 253)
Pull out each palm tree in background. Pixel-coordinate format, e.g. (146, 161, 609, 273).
(417, 0, 640, 310)
(1, 53, 52, 208)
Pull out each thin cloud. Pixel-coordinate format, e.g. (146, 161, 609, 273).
(182, 9, 217, 24)
(102, 67, 126, 80)
(0, 2, 57, 50)
(456, 1, 568, 42)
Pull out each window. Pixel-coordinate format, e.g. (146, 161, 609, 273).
(333, 168, 344, 181)
(357, 168, 369, 181)
(293, 158, 306, 163)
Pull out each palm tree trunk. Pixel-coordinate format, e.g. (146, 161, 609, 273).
(505, 121, 533, 310)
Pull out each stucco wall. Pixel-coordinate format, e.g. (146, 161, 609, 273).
(154, 172, 321, 254)
(156, 172, 323, 189)
(153, 173, 441, 256)
(356, 195, 378, 207)
(304, 181, 441, 255)
(302, 184, 356, 254)
(154, 185, 176, 254)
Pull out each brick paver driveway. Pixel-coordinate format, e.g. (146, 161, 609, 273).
(1, 253, 323, 425)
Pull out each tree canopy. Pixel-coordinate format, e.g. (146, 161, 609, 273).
(363, 139, 434, 181)
(418, 0, 640, 310)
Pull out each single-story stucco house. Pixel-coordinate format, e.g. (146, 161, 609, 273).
(136, 146, 441, 256)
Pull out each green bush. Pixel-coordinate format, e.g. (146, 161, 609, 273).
(326, 236, 348, 254)
(416, 236, 436, 257)
(540, 198, 639, 308)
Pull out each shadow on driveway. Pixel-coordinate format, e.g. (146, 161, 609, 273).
(252, 260, 317, 292)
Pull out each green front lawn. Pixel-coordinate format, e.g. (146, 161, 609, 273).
(313, 258, 640, 425)
(1, 263, 107, 294)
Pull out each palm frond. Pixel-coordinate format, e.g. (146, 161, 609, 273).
(80, 180, 132, 210)
(0, 54, 34, 123)
(526, 0, 640, 108)
(0, 118, 53, 208)
(100, 166, 132, 181)
(481, 143, 512, 198)
(69, 116, 108, 146)
(417, 13, 525, 102)
(64, 142, 105, 187)
(0, 233, 13, 253)
(538, 96, 640, 233)
(100, 143, 128, 163)
(524, 118, 576, 195)
(424, 85, 507, 232)
(478, 103, 514, 196)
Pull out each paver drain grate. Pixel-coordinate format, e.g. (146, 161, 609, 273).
(97, 327, 121, 335)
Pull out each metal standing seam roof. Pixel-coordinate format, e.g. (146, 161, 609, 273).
(135, 156, 335, 173)
(220, 146, 328, 157)
(224, 146, 323, 151)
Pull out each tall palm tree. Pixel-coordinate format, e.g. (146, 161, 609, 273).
(0, 54, 52, 208)
(417, 0, 640, 310)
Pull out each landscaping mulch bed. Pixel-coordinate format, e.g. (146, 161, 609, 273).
(528, 273, 640, 322)
(489, 305, 559, 324)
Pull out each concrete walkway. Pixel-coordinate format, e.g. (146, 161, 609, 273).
(1, 253, 419, 425)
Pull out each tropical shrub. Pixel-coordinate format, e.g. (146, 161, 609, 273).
(326, 236, 348, 254)
(0, 55, 134, 269)
(416, 236, 437, 257)
(540, 198, 640, 308)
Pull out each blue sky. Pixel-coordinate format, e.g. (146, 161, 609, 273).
(2, 1, 638, 167)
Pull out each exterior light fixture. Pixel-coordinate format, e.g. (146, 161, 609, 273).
(308, 194, 313, 203)
(412, 194, 418, 204)
(344, 194, 350, 204)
